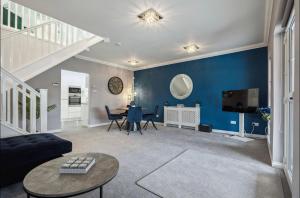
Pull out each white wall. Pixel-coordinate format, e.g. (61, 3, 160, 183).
(27, 57, 133, 130)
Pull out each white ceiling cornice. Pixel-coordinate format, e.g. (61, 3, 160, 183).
(264, 0, 274, 45)
(75, 55, 134, 71)
(134, 43, 267, 71)
(75, 42, 267, 72)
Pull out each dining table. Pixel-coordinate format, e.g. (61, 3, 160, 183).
(112, 107, 149, 131)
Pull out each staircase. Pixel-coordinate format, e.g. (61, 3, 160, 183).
(1, 68, 48, 137)
(1, 0, 104, 81)
(1, 1, 106, 136)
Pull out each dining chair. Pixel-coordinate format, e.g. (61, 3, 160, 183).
(143, 105, 159, 130)
(105, 105, 123, 132)
(127, 106, 143, 135)
(120, 105, 130, 127)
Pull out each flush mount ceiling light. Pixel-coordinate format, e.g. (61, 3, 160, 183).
(183, 44, 200, 54)
(128, 59, 139, 66)
(138, 8, 163, 25)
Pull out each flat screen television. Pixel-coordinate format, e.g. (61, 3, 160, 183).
(222, 88, 259, 113)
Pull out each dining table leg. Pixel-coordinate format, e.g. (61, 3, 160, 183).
(99, 186, 103, 198)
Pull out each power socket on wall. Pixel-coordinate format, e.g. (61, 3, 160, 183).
(252, 122, 259, 127)
(230, 121, 237, 125)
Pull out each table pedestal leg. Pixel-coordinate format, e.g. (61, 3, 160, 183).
(100, 186, 103, 198)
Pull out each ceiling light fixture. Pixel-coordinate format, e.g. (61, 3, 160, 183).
(138, 8, 163, 25)
(183, 44, 200, 54)
(128, 59, 139, 66)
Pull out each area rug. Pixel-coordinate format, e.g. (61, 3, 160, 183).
(136, 149, 284, 198)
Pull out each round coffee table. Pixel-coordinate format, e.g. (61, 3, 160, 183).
(23, 153, 119, 198)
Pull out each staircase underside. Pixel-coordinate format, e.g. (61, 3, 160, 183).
(10, 36, 103, 81)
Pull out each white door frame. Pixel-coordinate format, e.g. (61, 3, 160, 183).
(283, 8, 295, 188)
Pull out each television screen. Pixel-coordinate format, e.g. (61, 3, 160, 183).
(222, 88, 259, 113)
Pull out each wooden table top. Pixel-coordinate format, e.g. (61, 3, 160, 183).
(23, 153, 119, 198)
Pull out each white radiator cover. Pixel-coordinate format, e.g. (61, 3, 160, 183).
(164, 106, 200, 130)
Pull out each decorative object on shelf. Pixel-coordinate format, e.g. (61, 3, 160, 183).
(108, 76, 123, 95)
(170, 74, 193, 100)
(257, 107, 271, 134)
(164, 101, 169, 106)
(195, 100, 201, 107)
(60, 156, 95, 174)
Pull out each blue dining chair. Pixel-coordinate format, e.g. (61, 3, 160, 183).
(105, 105, 123, 132)
(127, 106, 143, 135)
(143, 105, 159, 130)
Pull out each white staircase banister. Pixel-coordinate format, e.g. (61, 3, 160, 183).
(1, 67, 40, 96)
(1, 68, 48, 134)
(1, 20, 55, 40)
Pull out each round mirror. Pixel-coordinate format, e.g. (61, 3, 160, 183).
(170, 74, 193, 99)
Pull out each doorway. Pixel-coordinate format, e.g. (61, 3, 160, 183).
(61, 70, 89, 130)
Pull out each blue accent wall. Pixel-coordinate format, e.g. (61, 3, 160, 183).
(134, 47, 268, 135)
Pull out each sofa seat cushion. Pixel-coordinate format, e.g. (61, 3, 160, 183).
(0, 133, 72, 168)
(0, 133, 72, 187)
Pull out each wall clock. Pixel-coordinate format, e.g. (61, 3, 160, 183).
(108, 76, 123, 95)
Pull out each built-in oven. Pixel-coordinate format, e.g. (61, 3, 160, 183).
(69, 87, 81, 94)
(68, 87, 81, 106)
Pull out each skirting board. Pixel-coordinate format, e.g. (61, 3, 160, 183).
(88, 122, 111, 128)
(88, 121, 163, 128)
(212, 129, 267, 139)
(47, 129, 63, 133)
(267, 141, 284, 169)
(272, 161, 284, 169)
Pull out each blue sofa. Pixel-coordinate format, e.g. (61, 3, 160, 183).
(0, 133, 72, 187)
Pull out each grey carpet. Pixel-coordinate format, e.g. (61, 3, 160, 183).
(137, 149, 284, 198)
(0, 125, 284, 198)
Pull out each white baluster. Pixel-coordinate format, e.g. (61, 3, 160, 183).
(34, 10, 37, 26)
(12, 81, 18, 128)
(54, 22, 57, 44)
(66, 25, 69, 46)
(30, 92, 36, 133)
(1, 75, 7, 122)
(48, 23, 52, 51)
(60, 23, 64, 46)
(22, 87, 27, 131)
(15, 3, 18, 29)
(7, 84, 11, 124)
(7, 1, 11, 27)
(1, 0, 4, 26)
(40, 89, 48, 132)
(41, 24, 45, 55)
(28, 8, 31, 28)
(21, 6, 25, 29)
(70, 26, 74, 44)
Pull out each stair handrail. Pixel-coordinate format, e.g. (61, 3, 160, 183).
(1, 20, 55, 40)
(1, 67, 40, 96)
(1, 67, 48, 133)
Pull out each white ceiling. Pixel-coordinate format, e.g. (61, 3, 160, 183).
(13, 0, 272, 70)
